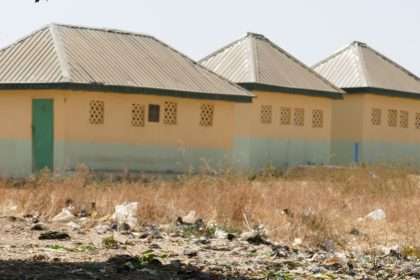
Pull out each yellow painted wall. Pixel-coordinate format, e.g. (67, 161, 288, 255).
(331, 94, 365, 141)
(0, 89, 234, 149)
(332, 93, 420, 143)
(0, 90, 66, 140)
(62, 91, 235, 149)
(363, 94, 420, 143)
(0, 88, 335, 174)
(330, 92, 420, 165)
(0, 89, 238, 175)
(235, 91, 332, 140)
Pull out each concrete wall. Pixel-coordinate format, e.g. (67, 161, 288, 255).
(361, 94, 420, 165)
(0, 90, 237, 176)
(330, 94, 365, 165)
(331, 93, 420, 166)
(232, 91, 333, 170)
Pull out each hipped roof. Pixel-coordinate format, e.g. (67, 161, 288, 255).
(313, 41, 420, 96)
(0, 24, 252, 102)
(200, 33, 343, 99)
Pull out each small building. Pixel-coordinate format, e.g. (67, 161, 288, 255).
(201, 33, 343, 170)
(0, 24, 253, 177)
(314, 41, 420, 165)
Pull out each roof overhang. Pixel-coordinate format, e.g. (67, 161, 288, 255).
(344, 87, 420, 100)
(0, 83, 254, 103)
(239, 83, 343, 99)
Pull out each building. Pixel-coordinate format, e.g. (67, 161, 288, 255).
(0, 24, 253, 177)
(314, 41, 420, 165)
(200, 33, 343, 170)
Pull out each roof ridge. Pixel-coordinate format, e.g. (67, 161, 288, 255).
(354, 43, 370, 87)
(312, 42, 354, 70)
(199, 34, 248, 64)
(248, 35, 258, 82)
(144, 31, 253, 97)
(51, 22, 157, 41)
(49, 24, 71, 82)
(359, 42, 420, 82)
(254, 35, 344, 93)
(0, 24, 51, 55)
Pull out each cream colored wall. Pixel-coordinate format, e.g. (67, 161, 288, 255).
(0, 90, 66, 141)
(362, 94, 420, 143)
(0, 89, 238, 175)
(0, 90, 235, 149)
(235, 91, 332, 140)
(62, 91, 235, 149)
(331, 94, 365, 140)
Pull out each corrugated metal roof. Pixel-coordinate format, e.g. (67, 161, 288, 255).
(200, 33, 343, 94)
(0, 24, 251, 100)
(313, 41, 420, 94)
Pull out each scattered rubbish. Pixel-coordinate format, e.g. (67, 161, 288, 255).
(365, 209, 386, 221)
(52, 208, 76, 223)
(112, 202, 139, 230)
(39, 231, 70, 241)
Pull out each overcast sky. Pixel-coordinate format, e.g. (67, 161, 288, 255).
(2, 1, 420, 74)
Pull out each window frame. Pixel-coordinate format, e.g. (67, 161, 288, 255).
(148, 104, 161, 123)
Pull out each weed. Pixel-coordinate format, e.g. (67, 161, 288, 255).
(1, 165, 420, 249)
(102, 236, 118, 249)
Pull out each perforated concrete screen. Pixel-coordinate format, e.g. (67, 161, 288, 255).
(260, 105, 272, 124)
(131, 104, 145, 127)
(200, 104, 214, 127)
(163, 101, 177, 125)
(89, 100, 105, 125)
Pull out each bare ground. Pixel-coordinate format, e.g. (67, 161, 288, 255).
(1, 166, 420, 279)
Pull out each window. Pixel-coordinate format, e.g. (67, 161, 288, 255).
(371, 108, 381, 126)
(416, 113, 420, 129)
(163, 101, 177, 125)
(400, 110, 409, 128)
(148, 104, 160, 123)
(200, 104, 214, 127)
(312, 110, 323, 128)
(131, 104, 145, 127)
(388, 109, 397, 127)
(293, 108, 305, 126)
(280, 107, 291, 125)
(89, 100, 104, 125)
(260, 105, 272, 124)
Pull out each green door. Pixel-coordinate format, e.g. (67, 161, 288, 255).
(32, 99, 54, 172)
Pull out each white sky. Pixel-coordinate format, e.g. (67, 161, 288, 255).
(2, 0, 420, 74)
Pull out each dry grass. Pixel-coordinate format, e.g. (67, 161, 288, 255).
(1, 165, 420, 249)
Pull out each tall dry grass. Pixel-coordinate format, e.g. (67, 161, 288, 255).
(1, 165, 420, 249)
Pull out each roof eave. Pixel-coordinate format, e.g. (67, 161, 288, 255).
(0, 83, 254, 103)
(239, 83, 343, 99)
(344, 87, 420, 100)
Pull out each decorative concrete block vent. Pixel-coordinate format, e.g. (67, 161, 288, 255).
(371, 108, 382, 126)
(260, 105, 272, 124)
(89, 100, 105, 125)
(280, 107, 291, 125)
(416, 113, 420, 129)
(200, 104, 214, 127)
(293, 108, 305, 126)
(388, 109, 398, 127)
(163, 101, 177, 125)
(400, 110, 409, 128)
(312, 109, 324, 128)
(131, 104, 145, 127)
